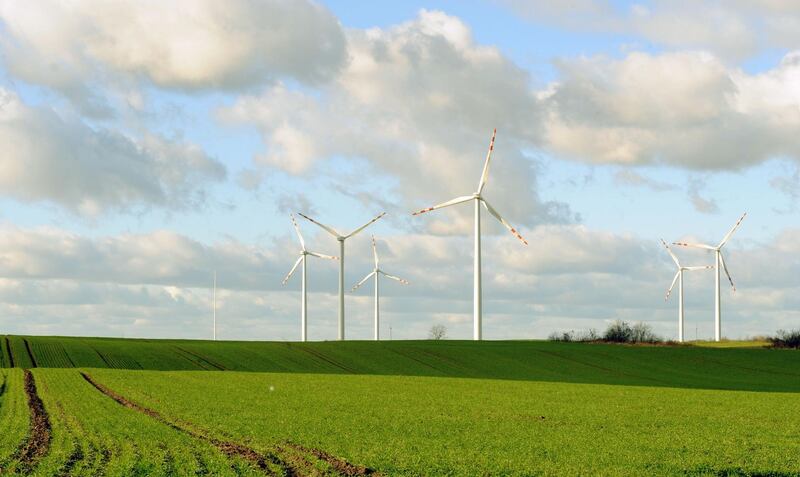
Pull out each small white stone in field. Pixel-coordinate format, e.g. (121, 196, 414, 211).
(269, 385, 275, 392)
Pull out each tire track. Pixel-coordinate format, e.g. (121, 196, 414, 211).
(175, 346, 227, 371)
(12, 370, 52, 474)
(80, 372, 295, 476)
(5, 337, 15, 368)
(22, 339, 38, 368)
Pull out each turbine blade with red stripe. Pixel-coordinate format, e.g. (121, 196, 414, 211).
(412, 195, 473, 216)
(481, 199, 528, 245)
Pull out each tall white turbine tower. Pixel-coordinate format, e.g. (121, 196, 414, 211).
(351, 235, 409, 341)
(412, 129, 528, 340)
(661, 239, 712, 342)
(282, 214, 338, 342)
(298, 211, 386, 340)
(674, 213, 746, 342)
(212, 271, 217, 341)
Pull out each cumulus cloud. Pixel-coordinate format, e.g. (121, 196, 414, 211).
(541, 51, 800, 169)
(0, 223, 797, 340)
(219, 10, 570, 234)
(0, 88, 225, 215)
(0, 0, 346, 113)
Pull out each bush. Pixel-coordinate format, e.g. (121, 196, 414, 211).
(769, 329, 800, 349)
(603, 320, 633, 343)
(548, 329, 600, 343)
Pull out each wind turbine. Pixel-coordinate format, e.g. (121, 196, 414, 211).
(351, 235, 409, 341)
(412, 129, 527, 340)
(660, 239, 712, 343)
(282, 213, 338, 342)
(298, 211, 386, 340)
(674, 213, 746, 342)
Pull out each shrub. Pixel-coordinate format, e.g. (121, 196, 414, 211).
(603, 320, 633, 343)
(429, 324, 447, 340)
(769, 329, 800, 349)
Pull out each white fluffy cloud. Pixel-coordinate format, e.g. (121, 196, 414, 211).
(219, 10, 570, 234)
(0, 88, 225, 215)
(541, 51, 800, 169)
(1, 223, 797, 340)
(0, 0, 346, 113)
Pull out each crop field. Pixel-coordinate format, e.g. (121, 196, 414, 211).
(1, 336, 799, 476)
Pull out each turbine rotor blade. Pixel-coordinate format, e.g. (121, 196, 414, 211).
(660, 239, 680, 267)
(351, 271, 376, 292)
(380, 271, 409, 284)
(282, 256, 303, 285)
(719, 212, 747, 248)
(345, 212, 386, 239)
(481, 199, 528, 245)
(665, 270, 680, 301)
(412, 195, 473, 216)
(290, 213, 306, 250)
(719, 252, 736, 292)
(683, 265, 714, 271)
(673, 242, 717, 251)
(297, 213, 341, 238)
(477, 128, 497, 194)
(307, 251, 338, 260)
(372, 235, 379, 268)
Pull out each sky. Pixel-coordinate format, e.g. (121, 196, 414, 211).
(0, 0, 799, 341)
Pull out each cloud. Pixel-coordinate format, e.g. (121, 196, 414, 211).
(541, 50, 800, 169)
(219, 10, 571, 233)
(0, 88, 225, 215)
(0, 223, 797, 340)
(613, 170, 675, 191)
(0, 0, 346, 113)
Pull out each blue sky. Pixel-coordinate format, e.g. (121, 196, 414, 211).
(0, 0, 799, 341)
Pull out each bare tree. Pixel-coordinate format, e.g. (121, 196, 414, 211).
(429, 324, 447, 340)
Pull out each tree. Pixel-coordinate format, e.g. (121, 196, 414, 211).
(429, 324, 447, 340)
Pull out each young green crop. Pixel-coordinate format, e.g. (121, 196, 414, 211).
(0, 369, 29, 467)
(22, 369, 263, 476)
(90, 369, 800, 476)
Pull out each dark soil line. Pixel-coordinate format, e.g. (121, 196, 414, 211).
(175, 347, 227, 371)
(22, 339, 37, 368)
(89, 346, 112, 368)
(295, 346, 357, 374)
(61, 345, 77, 368)
(80, 372, 296, 476)
(0, 374, 6, 398)
(282, 443, 377, 476)
(535, 349, 672, 386)
(388, 347, 451, 375)
(171, 346, 212, 370)
(13, 370, 52, 474)
(6, 336, 15, 368)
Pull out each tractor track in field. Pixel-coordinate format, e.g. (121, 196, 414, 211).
(8, 370, 52, 474)
(173, 346, 227, 371)
(534, 349, 674, 386)
(5, 336, 15, 368)
(22, 339, 37, 368)
(80, 372, 379, 477)
(294, 346, 357, 374)
(80, 372, 296, 476)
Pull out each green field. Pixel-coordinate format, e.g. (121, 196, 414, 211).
(1, 336, 799, 475)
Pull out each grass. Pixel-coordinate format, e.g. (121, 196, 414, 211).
(87, 369, 800, 476)
(1, 335, 799, 475)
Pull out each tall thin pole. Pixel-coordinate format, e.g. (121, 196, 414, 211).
(338, 239, 345, 341)
(301, 255, 307, 342)
(212, 271, 217, 341)
(474, 198, 482, 341)
(374, 272, 380, 341)
(678, 269, 684, 343)
(714, 251, 721, 342)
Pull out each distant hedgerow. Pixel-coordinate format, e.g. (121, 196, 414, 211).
(549, 321, 662, 344)
(769, 329, 800, 349)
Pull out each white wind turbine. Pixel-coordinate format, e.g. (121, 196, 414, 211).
(660, 239, 712, 343)
(298, 211, 386, 340)
(282, 213, 338, 342)
(412, 129, 528, 340)
(674, 213, 746, 342)
(351, 235, 409, 341)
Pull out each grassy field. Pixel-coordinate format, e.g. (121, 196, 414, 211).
(0, 336, 799, 475)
